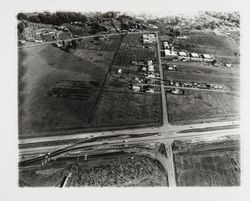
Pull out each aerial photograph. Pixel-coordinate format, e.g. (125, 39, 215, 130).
(17, 10, 240, 187)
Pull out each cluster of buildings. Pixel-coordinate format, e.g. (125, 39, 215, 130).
(167, 80, 225, 91)
(19, 23, 71, 45)
(129, 60, 158, 93)
(142, 34, 156, 44)
(161, 40, 214, 62)
(177, 52, 214, 62)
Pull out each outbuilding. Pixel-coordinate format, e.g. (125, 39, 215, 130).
(132, 85, 140, 92)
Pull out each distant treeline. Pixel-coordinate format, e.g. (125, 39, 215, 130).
(17, 12, 88, 26)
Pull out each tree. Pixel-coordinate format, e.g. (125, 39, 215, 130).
(17, 13, 28, 20)
(28, 15, 41, 23)
(17, 22, 25, 33)
(38, 13, 47, 24)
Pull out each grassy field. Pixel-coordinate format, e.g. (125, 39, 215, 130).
(18, 37, 118, 137)
(174, 31, 240, 64)
(19, 32, 162, 137)
(162, 61, 239, 77)
(164, 70, 240, 92)
(91, 33, 162, 128)
(77, 35, 123, 51)
(92, 91, 162, 128)
(166, 90, 239, 124)
(172, 137, 240, 186)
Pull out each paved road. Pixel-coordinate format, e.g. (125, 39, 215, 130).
(156, 32, 169, 128)
(19, 126, 239, 155)
(164, 141, 176, 186)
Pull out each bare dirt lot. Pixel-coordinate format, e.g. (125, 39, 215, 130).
(166, 90, 239, 124)
(172, 136, 240, 186)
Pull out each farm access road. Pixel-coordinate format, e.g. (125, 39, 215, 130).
(18, 31, 154, 49)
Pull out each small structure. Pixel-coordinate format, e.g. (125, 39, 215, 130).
(148, 65, 154, 72)
(202, 54, 213, 62)
(182, 82, 193, 87)
(163, 41, 170, 49)
(167, 65, 177, 71)
(190, 52, 203, 61)
(179, 52, 187, 57)
(225, 63, 233, 67)
(147, 60, 153, 65)
(146, 88, 155, 93)
(146, 74, 155, 79)
(175, 81, 180, 87)
(164, 50, 178, 59)
(142, 34, 156, 44)
(117, 69, 122, 74)
(148, 24, 158, 29)
(178, 51, 190, 61)
(132, 85, 140, 92)
(171, 88, 183, 95)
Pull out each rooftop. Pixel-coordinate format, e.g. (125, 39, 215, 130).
(179, 52, 187, 56)
(203, 54, 212, 59)
(191, 53, 199, 57)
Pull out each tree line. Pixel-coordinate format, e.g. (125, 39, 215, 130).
(17, 12, 88, 26)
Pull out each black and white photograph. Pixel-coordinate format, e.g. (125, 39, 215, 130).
(1, 0, 250, 200)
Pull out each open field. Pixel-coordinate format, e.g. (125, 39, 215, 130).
(77, 35, 123, 51)
(19, 32, 163, 137)
(92, 91, 162, 128)
(18, 36, 119, 137)
(19, 154, 168, 187)
(173, 31, 240, 64)
(172, 136, 240, 186)
(166, 90, 239, 124)
(164, 69, 239, 92)
(162, 61, 239, 76)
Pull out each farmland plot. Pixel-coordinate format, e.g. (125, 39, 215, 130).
(77, 35, 123, 52)
(172, 138, 240, 186)
(164, 70, 240, 92)
(92, 91, 162, 128)
(18, 41, 118, 137)
(90, 33, 162, 129)
(73, 49, 115, 68)
(114, 34, 157, 66)
(166, 90, 239, 124)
